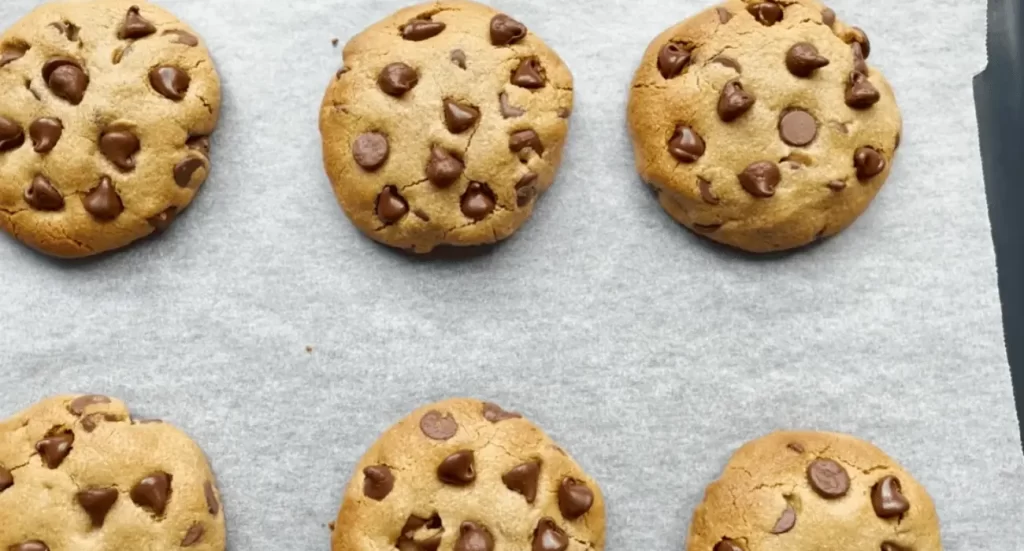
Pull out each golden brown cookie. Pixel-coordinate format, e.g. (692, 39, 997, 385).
(628, 0, 901, 253)
(320, 1, 573, 253)
(687, 431, 941, 551)
(331, 398, 605, 551)
(0, 394, 225, 551)
(0, 0, 221, 257)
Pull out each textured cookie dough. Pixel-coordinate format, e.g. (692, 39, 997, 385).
(0, 394, 225, 551)
(332, 398, 605, 551)
(320, 0, 574, 253)
(628, 0, 901, 253)
(687, 431, 941, 551)
(0, 0, 220, 258)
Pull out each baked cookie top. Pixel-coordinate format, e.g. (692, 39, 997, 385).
(320, 0, 573, 253)
(332, 398, 605, 551)
(687, 431, 941, 551)
(628, 0, 901, 253)
(0, 394, 224, 551)
(0, 0, 220, 258)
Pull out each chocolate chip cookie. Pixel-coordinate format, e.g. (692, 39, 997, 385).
(332, 398, 605, 551)
(687, 431, 941, 551)
(0, 1, 220, 257)
(320, 1, 574, 252)
(628, 0, 901, 253)
(0, 394, 225, 551)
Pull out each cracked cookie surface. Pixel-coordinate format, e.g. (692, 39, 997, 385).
(628, 0, 901, 253)
(687, 431, 941, 551)
(0, 0, 220, 258)
(332, 398, 604, 551)
(320, 0, 573, 253)
(0, 394, 225, 551)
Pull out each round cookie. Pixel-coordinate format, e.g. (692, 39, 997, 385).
(628, 0, 901, 253)
(0, 0, 221, 257)
(320, 1, 573, 253)
(332, 398, 605, 551)
(0, 394, 225, 551)
(687, 431, 941, 551)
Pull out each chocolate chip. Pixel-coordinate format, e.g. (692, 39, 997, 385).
(786, 43, 830, 77)
(710, 56, 741, 73)
(739, 161, 781, 198)
(503, 461, 540, 503)
(509, 129, 544, 156)
(402, 18, 446, 41)
(807, 458, 850, 498)
(149, 66, 189, 100)
(378, 62, 419, 97)
(698, 177, 719, 205)
(827, 180, 847, 191)
(848, 27, 871, 58)
(558, 478, 594, 519)
(872, 476, 910, 518)
(718, 80, 755, 122)
(204, 480, 219, 515)
(483, 402, 521, 422)
(779, 109, 817, 146)
(187, 135, 211, 156)
(657, 43, 690, 79)
(9, 542, 48, 551)
(500, 92, 525, 118)
(425, 147, 464, 188)
(420, 410, 458, 440)
(668, 126, 705, 163)
(80, 413, 120, 432)
(846, 71, 880, 109)
(716, 7, 733, 24)
(852, 43, 869, 75)
(451, 49, 467, 69)
(398, 514, 444, 551)
(363, 465, 394, 500)
(36, 432, 74, 469)
(76, 488, 118, 528)
(512, 58, 546, 89)
(461, 182, 496, 221)
(443, 100, 480, 134)
(490, 14, 527, 46)
(854, 146, 886, 180)
(181, 523, 205, 547)
(120, 5, 156, 39)
(164, 29, 200, 46)
(748, 2, 784, 25)
(787, 442, 805, 453)
(532, 519, 568, 551)
(437, 450, 475, 485)
(174, 157, 205, 187)
(131, 472, 171, 515)
(100, 129, 140, 171)
(69, 395, 111, 415)
(29, 118, 62, 153)
(0, 465, 13, 493)
(881, 543, 911, 551)
(376, 186, 408, 224)
(24, 176, 64, 211)
(42, 59, 88, 105)
(516, 173, 538, 206)
(714, 539, 744, 551)
(822, 7, 836, 27)
(352, 133, 389, 170)
(48, 21, 79, 41)
(83, 177, 124, 220)
(0, 43, 28, 68)
(0, 116, 24, 151)
(455, 521, 494, 551)
(771, 504, 796, 533)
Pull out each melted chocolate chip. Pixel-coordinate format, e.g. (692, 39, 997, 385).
(36, 432, 74, 468)
(509, 129, 544, 156)
(181, 523, 205, 547)
(738, 161, 781, 198)
(558, 478, 594, 519)
(80, 413, 120, 432)
(149, 66, 190, 100)
(698, 177, 719, 205)
(503, 461, 541, 503)
(24, 175, 64, 211)
(9, 542, 48, 551)
(848, 27, 871, 58)
(827, 180, 847, 192)
(451, 50, 467, 69)
(420, 410, 458, 440)
(437, 450, 476, 485)
(881, 543, 911, 551)
(100, 129, 140, 171)
(164, 30, 200, 46)
(363, 465, 394, 500)
(490, 14, 527, 46)
(454, 521, 494, 551)
(174, 157, 205, 187)
(668, 126, 705, 163)
(0, 465, 14, 493)
(352, 133, 389, 170)
(69, 395, 111, 415)
(500, 92, 525, 118)
(716, 8, 733, 24)
(425, 147, 464, 188)
(718, 80, 755, 122)
(29, 118, 62, 153)
(148, 207, 177, 231)
(779, 109, 818, 146)
(532, 519, 568, 551)
(461, 182, 496, 221)
(483, 402, 521, 422)
(854, 146, 886, 180)
(786, 43, 830, 77)
(49, 21, 80, 41)
(516, 173, 538, 207)
(807, 459, 850, 498)
(657, 43, 691, 79)
(187, 135, 212, 156)
(120, 5, 156, 39)
(83, 177, 124, 220)
(402, 18, 446, 41)
(852, 43, 869, 75)
(512, 58, 546, 89)
(131, 472, 172, 515)
(42, 59, 88, 105)
(204, 480, 220, 515)
(376, 186, 409, 224)
(443, 100, 480, 134)
(872, 476, 911, 518)
(822, 8, 836, 27)
(747, 1, 784, 25)
(0, 43, 29, 68)
(378, 63, 418, 97)
(0, 116, 24, 151)
(772, 505, 796, 533)
(713, 539, 744, 551)
(77, 488, 118, 528)
(846, 71, 880, 109)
